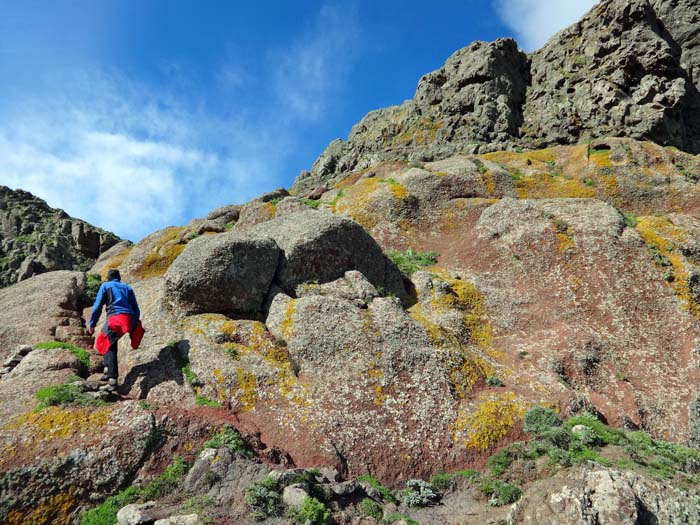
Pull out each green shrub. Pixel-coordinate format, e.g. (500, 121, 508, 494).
(429, 468, 479, 492)
(486, 376, 504, 387)
(35, 341, 91, 368)
(401, 479, 440, 507)
(359, 497, 383, 520)
(301, 198, 321, 209)
(195, 395, 221, 407)
(479, 480, 522, 506)
(35, 383, 105, 409)
(565, 413, 625, 446)
(202, 425, 254, 457)
(523, 406, 562, 435)
(246, 477, 283, 521)
(488, 449, 515, 477)
(81, 456, 188, 525)
(85, 273, 102, 303)
(385, 248, 439, 275)
(288, 496, 330, 525)
(540, 426, 573, 449)
(357, 474, 397, 503)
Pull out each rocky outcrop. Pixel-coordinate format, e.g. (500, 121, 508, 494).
(522, 0, 700, 153)
(0, 271, 91, 361)
(294, 0, 700, 194)
(0, 186, 121, 286)
(293, 38, 529, 194)
(507, 462, 700, 524)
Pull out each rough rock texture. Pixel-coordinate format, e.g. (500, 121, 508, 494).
(246, 209, 406, 300)
(0, 271, 91, 361)
(0, 186, 121, 286)
(294, 0, 700, 194)
(293, 38, 529, 194)
(507, 462, 700, 524)
(651, 0, 700, 91)
(164, 235, 280, 316)
(522, 0, 700, 153)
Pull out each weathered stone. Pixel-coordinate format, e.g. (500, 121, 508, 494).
(0, 185, 120, 287)
(282, 485, 310, 509)
(206, 204, 241, 223)
(154, 515, 202, 525)
(246, 209, 406, 299)
(117, 501, 156, 525)
(164, 234, 279, 316)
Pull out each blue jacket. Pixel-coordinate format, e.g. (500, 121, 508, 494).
(89, 280, 141, 329)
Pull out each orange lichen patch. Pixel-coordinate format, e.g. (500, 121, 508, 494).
(7, 490, 75, 525)
(263, 201, 277, 218)
(394, 117, 443, 146)
(133, 226, 188, 279)
(5, 406, 112, 441)
(387, 180, 409, 200)
(599, 174, 621, 206)
(454, 391, 526, 450)
(636, 216, 698, 317)
(99, 247, 132, 280)
(335, 177, 381, 229)
(236, 368, 258, 411)
(437, 198, 497, 233)
(515, 172, 596, 199)
(556, 232, 577, 255)
(588, 148, 616, 168)
(481, 170, 497, 196)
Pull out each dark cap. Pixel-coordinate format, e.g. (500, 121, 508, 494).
(107, 269, 121, 281)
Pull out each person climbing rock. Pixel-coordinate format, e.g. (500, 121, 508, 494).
(89, 269, 145, 386)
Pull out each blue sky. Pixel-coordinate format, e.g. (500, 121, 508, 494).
(0, 0, 597, 241)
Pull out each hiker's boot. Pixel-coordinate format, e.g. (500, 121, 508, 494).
(99, 374, 110, 382)
(108, 378, 118, 387)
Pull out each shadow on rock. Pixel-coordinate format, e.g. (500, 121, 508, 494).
(120, 340, 191, 399)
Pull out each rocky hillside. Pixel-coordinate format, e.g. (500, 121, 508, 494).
(2, 0, 700, 524)
(294, 0, 700, 195)
(0, 186, 122, 286)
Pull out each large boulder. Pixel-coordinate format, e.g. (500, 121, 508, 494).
(164, 234, 279, 316)
(246, 209, 406, 299)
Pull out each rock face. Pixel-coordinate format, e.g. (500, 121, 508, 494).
(507, 462, 700, 524)
(164, 236, 280, 316)
(522, 0, 700, 153)
(294, 0, 700, 194)
(0, 271, 91, 361)
(0, 186, 121, 286)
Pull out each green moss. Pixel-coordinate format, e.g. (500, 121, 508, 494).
(386, 248, 439, 275)
(202, 425, 254, 457)
(301, 198, 321, 209)
(385, 514, 418, 525)
(35, 341, 91, 368)
(357, 474, 397, 503)
(622, 211, 638, 228)
(194, 395, 221, 407)
(35, 383, 105, 410)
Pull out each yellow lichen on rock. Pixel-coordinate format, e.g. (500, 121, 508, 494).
(134, 226, 188, 279)
(7, 406, 112, 441)
(236, 368, 258, 411)
(7, 490, 75, 525)
(281, 300, 297, 339)
(454, 391, 526, 450)
(636, 215, 698, 317)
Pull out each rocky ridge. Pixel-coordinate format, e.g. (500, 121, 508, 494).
(0, 186, 122, 286)
(2, 0, 700, 524)
(293, 0, 700, 194)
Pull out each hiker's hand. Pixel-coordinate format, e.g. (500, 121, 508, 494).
(88, 326, 95, 335)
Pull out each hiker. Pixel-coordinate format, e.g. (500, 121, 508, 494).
(88, 269, 145, 385)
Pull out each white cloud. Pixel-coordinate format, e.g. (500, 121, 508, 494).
(271, 2, 360, 121)
(0, 73, 282, 241)
(496, 0, 599, 51)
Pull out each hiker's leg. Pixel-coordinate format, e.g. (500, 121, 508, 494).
(104, 339, 119, 379)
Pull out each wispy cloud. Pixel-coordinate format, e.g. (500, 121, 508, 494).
(0, 2, 363, 242)
(271, 3, 361, 121)
(496, 0, 599, 51)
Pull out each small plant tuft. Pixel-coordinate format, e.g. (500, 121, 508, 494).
(288, 496, 330, 525)
(523, 406, 562, 435)
(401, 479, 441, 507)
(359, 497, 383, 520)
(35, 341, 91, 368)
(386, 248, 439, 275)
(480, 480, 522, 506)
(246, 477, 283, 521)
(202, 425, 254, 457)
